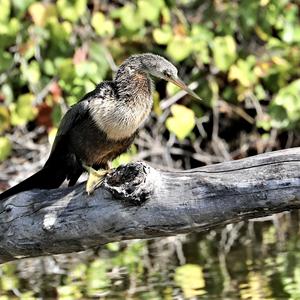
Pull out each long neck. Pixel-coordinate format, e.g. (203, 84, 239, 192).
(94, 62, 154, 141)
(114, 62, 153, 103)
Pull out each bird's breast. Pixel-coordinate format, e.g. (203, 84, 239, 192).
(91, 95, 152, 141)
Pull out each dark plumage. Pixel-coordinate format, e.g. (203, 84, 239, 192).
(0, 53, 200, 200)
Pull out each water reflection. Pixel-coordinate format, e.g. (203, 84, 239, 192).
(1, 210, 300, 299)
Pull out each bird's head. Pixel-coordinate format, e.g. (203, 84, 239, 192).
(140, 53, 201, 100)
(120, 53, 201, 100)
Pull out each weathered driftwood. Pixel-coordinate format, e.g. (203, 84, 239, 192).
(0, 148, 299, 263)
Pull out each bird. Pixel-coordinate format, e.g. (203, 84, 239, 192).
(0, 53, 201, 200)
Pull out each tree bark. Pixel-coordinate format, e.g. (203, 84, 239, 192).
(0, 148, 300, 263)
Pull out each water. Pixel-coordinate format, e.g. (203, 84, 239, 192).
(1, 211, 300, 299)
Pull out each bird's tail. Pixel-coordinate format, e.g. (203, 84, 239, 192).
(0, 166, 67, 201)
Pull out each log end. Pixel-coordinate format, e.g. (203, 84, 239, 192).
(104, 162, 154, 205)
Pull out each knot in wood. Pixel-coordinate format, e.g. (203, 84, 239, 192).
(104, 162, 153, 205)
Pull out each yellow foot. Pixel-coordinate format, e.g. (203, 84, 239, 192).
(83, 165, 110, 195)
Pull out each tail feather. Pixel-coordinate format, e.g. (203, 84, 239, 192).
(0, 166, 67, 201)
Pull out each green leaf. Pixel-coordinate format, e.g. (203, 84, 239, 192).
(91, 12, 115, 37)
(43, 59, 55, 76)
(191, 24, 214, 42)
(0, 106, 10, 133)
(48, 18, 72, 42)
(167, 36, 193, 62)
(1, 84, 13, 103)
(0, 0, 10, 22)
(153, 25, 172, 45)
(281, 23, 300, 43)
(21, 61, 41, 85)
(137, 0, 164, 23)
(270, 79, 300, 128)
(28, 2, 56, 26)
(0, 50, 12, 73)
(51, 104, 62, 127)
(57, 0, 87, 22)
(75, 61, 97, 78)
(57, 285, 82, 299)
(10, 93, 37, 126)
(118, 4, 144, 31)
(88, 43, 109, 79)
(11, 0, 35, 15)
(212, 36, 237, 71)
(0, 137, 11, 162)
(54, 58, 75, 81)
(166, 81, 181, 96)
(228, 56, 257, 87)
(0, 18, 21, 49)
(166, 104, 195, 141)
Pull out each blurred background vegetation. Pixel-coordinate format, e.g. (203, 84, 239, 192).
(0, 0, 300, 299)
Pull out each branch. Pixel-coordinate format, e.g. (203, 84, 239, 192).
(0, 148, 300, 263)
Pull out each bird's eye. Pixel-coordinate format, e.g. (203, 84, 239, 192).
(163, 70, 171, 77)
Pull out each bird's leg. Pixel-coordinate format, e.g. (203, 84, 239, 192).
(83, 163, 111, 195)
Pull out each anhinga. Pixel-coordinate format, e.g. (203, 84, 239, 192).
(0, 53, 200, 200)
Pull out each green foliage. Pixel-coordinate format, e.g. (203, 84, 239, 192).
(166, 104, 195, 141)
(0, 0, 299, 148)
(0, 137, 11, 161)
(270, 79, 300, 128)
(91, 12, 115, 37)
(212, 36, 237, 72)
(10, 93, 37, 126)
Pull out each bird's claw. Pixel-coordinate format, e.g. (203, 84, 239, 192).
(83, 165, 110, 195)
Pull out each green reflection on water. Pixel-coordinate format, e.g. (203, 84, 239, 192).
(1, 211, 300, 299)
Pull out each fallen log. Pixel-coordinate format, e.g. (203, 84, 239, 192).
(0, 147, 299, 263)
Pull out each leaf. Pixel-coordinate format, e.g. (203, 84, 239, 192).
(0, 0, 10, 22)
(212, 36, 237, 71)
(118, 4, 144, 31)
(75, 61, 98, 78)
(174, 264, 205, 298)
(91, 12, 115, 37)
(54, 58, 74, 81)
(28, 2, 56, 26)
(167, 36, 193, 62)
(166, 81, 181, 96)
(0, 84, 13, 103)
(57, 285, 82, 299)
(10, 93, 37, 126)
(166, 104, 195, 141)
(48, 19, 72, 43)
(0, 106, 10, 133)
(0, 136, 11, 162)
(269, 79, 300, 128)
(153, 25, 172, 45)
(57, 0, 87, 22)
(11, 0, 35, 14)
(0, 50, 13, 73)
(281, 23, 300, 43)
(21, 61, 41, 85)
(43, 59, 55, 75)
(88, 42, 110, 78)
(228, 56, 257, 88)
(137, 0, 164, 23)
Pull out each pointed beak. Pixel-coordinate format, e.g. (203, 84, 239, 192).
(168, 76, 202, 100)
